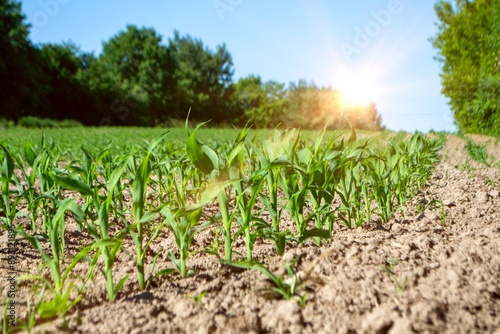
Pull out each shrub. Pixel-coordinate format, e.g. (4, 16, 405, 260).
(17, 116, 83, 128)
(58, 119, 84, 128)
(0, 118, 15, 129)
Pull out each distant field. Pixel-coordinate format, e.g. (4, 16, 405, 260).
(0, 126, 401, 159)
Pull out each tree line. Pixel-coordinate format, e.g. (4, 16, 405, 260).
(432, 0, 500, 136)
(0, 0, 384, 129)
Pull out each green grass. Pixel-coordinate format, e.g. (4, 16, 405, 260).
(465, 138, 490, 166)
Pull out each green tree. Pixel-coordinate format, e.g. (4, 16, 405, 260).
(168, 31, 235, 122)
(39, 42, 97, 124)
(97, 25, 176, 125)
(0, 0, 48, 121)
(233, 75, 288, 127)
(285, 80, 326, 128)
(432, 0, 500, 135)
(74, 51, 121, 125)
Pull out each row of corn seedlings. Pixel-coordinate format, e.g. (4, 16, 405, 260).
(0, 125, 443, 329)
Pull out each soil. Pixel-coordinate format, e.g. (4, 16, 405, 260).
(1, 134, 500, 334)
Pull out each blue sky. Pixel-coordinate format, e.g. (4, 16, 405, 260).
(20, 0, 456, 133)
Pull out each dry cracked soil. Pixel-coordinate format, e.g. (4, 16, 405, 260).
(1, 134, 500, 333)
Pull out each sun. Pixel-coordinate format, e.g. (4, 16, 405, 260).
(333, 69, 381, 108)
(340, 81, 375, 107)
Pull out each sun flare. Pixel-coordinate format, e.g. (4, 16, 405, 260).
(332, 68, 383, 108)
(340, 83, 374, 107)
(338, 74, 378, 107)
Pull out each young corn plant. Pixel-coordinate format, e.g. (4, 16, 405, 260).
(91, 159, 131, 301)
(223, 257, 306, 305)
(161, 164, 228, 277)
(12, 140, 41, 232)
(294, 127, 342, 242)
(225, 127, 271, 260)
(248, 130, 293, 255)
(333, 133, 376, 228)
(365, 157, 398, 224)
(388, 148, 411, 209)
(68, 147, 113, 224)
(257, 159, 291, 255)
(404, 133, 443, 190)
(334, 156, 363, 228)
(319, 150, 345, 233)
(36, 152, 73, 235)
(161, 205, 203, 278)
(233, 170, 266, 261)
(0, 145, 26, 230)
(51, 155, 131, 301)
(279, 164, 307, 238)
(271, 129, 333, 241)
(305, 160, 337, 241)
(275, 130, 314, 240)
(383, 258, 411, 294)
(466, 138, 490, 166)
(4, 288, 46, 334)
(128, 132, 170, 290)
(185, 119, 236, 261)
(17, 199, 92, 318)
(389, 141, 418, 203)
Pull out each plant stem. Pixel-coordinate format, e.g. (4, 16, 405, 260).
(245, 227, 252, 261)
(105, 257, 116, 302)
(136, 225, 145, 290)
(217, 190, 232, 261)
(180, 242, 187, 278)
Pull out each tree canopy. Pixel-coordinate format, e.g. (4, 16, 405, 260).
(432, 0, 500, 135)
(1, 0, 384, 130)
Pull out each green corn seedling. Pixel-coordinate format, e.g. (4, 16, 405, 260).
(18, 199, 91, 318)
(248, 136, 290, 255)
(223, 258, 305, 304)
(161, 205, 202, 278)
(51, 154, 131, 301)
(161, 164, 225, 277)
(0, 145, 27, 230)
(185, 119, 236, 261)
(128, 132, 170, 290)
(366, 157, 397, 224)
(233, 170, 266, 260)
(226, 127, 270, 260)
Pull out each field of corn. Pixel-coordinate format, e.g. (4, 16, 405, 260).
(1, 125, 500, 333)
